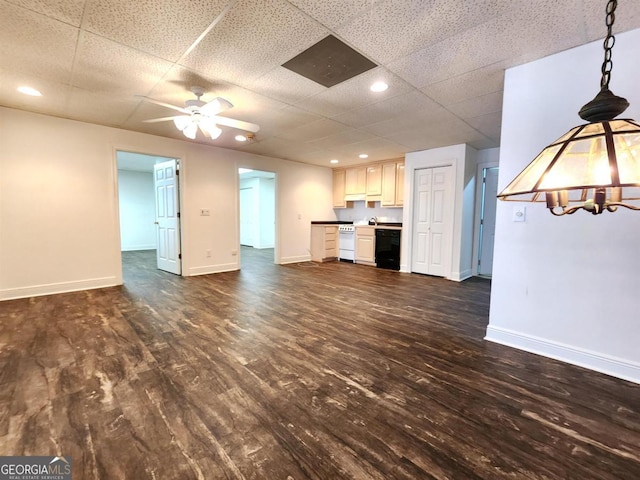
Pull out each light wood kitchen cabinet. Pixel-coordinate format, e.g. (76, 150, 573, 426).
(345, 167, 366, 196)
(380, 161, 405, 207)
(381, 162, 397, 206)
(366, 165, 382, 197)
(310, 225, 338, 262)
(355, 227, 376, 265)
(333, 169, 346, 208)
(395, 162, 405, 206)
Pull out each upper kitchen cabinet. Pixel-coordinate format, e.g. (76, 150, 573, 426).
(366, 165, 382, 199)
(333, 169, 346, 208)
(395, 163, 405, 206)
(379, 160, 405, 207)
(345, 166, 366, 199)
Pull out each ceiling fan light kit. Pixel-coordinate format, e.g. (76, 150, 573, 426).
(498, 0, 640, 216)
(140, 86, 259, 141)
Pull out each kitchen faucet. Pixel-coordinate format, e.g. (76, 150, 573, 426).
(370, 216, 378, 225)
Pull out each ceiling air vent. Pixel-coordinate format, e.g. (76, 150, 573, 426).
(282, 35, 377, 88)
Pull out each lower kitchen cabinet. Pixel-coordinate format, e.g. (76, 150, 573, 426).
(355, 227, 375, 266)
(310, 225, 338, 262)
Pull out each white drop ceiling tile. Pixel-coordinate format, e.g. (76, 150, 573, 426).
(467, 136, 500, 150)
(9, 0, 85, 25)
(331, 90, 442, 128)
(465, 111, 502, 141)
(0, 69, 71, 116)
(389, 0, 586, 88)
(446, 91, 503, 120)
(287, 0, 377, 30)
(182, 0, 329, 86)
(382, 115, 484, 151)
(237, 136, 311, 162)
(0, 2, 77, 83)
(251, 105, 323, 138)
(361, 104, 452, 137)
(304, 128, 375, 150)
(67, 87, 140, 126)
(333, 136, 406, 158)
(83, 0, 230, 62)
(72, 32, 175, 97)
(294, 67, 414, 117)
(421, 63, 506, 106)
(337, 0, 505, 65)
(249, 67, 326, 104)
(276, 118, 347, 142)
(582, 0, 640, 41)
(291, 148, 344, 166)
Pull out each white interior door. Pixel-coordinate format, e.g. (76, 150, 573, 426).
(411, 166, 453, 277)
(478, 167, 499, 276)
(154, 160, 181, 275)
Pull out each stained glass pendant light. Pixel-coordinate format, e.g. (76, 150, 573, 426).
(498, 0, 640, 215)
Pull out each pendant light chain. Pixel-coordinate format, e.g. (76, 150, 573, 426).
(600, 0, 617, 89)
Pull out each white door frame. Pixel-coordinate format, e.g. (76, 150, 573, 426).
(471, 161, 499, 276)
(113, 148, 186, 282)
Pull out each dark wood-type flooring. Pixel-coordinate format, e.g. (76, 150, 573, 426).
(1, 247, 639, 479)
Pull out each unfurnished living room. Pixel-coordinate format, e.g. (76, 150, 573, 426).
(1, 1, 639, 479)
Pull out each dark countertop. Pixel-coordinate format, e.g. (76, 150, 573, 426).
(369, 222, 402, 227)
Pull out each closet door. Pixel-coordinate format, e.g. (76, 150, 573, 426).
(411, 166, 453, 276)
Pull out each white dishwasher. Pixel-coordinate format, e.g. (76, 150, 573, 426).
(338, 225, 355, 262)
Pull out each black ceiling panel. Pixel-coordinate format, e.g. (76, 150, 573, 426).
(282, 35, 377, 88)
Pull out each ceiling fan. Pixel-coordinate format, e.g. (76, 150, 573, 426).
(138, 86, 260, 140)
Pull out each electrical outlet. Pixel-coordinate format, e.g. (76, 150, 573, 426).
(231, 250, 238, 256)
(206, 250, 211, 257)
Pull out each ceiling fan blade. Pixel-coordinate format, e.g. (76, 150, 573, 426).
(135, 95, 190, 114)
(142, 115, 184, 123)
(212, 116, 260, 133)
(200, 97, 233, 116)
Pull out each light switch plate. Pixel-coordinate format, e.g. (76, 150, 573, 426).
(201, 208, 210, 216)
(513, 206, 526, 222)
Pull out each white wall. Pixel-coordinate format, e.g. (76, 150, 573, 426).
(402, 144, 477, 280)
(239, 176, 275, 249)
(335, 203, 403, 224)
(486, 28, 640, 383)
(0, 107, 335, 300)
(258, 177, 275, 248)
(118, 170, 156, 251)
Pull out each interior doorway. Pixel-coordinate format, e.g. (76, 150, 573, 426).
(116, 151, 182, 277)
(238, 168, 276, 266)
(476, 166, 499, 277)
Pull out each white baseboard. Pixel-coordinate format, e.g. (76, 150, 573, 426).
(121, 245, 155, 251)
(279, 254, 312, 265)
(450, 268, 473, 282)
(0, 276, 120, 301)
(485, 325, 640, 385)
(187, 263, 239, 276)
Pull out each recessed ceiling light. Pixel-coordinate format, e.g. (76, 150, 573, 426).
(330, 159, 339, 164)
(359, 154, 369, 159)
(18, 86, 42, 97)
(370, 81, 388, 92)
(235, 134, 247, 142)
